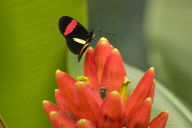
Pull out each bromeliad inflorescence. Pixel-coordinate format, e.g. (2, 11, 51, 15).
(43, 37, 169, 128)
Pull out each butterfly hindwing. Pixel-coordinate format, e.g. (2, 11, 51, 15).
(77, 43, 89, 62)
(65, 37, 87, 55)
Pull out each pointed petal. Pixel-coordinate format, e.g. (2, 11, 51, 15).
(42, 100, 60, 116)
(127, 97, 152, 128)
(149, 111, 169, 128)
(55, 89, 68, 113)
(76, 119, 96, 128)
(49, 111, 75, 128)
(100, 48, 126, 94)
(125, 67, 155, 122)
(94, 37, 113, 85)
(42, 100, 66, 121)
(84, 47, 99, 89)
(55, 70, 77, 114)
(73, 81, 102, 124)
(99, 91, 124, 128)
(131, 67, 155, 98)
(56, 70, 76, 93)
(149, 81, 156, 102)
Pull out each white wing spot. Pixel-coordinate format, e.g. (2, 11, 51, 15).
(73, 38, 86, 44)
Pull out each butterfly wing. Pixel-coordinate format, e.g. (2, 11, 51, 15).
(59, 16, 89, 55)
(77, 43, 90, 62)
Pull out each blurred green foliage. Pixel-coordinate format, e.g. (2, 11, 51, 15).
(0, 0, 87, 128)
(88, 0, 148, 70)
(145, 0, 192, 111)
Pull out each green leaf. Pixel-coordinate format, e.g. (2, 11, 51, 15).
(67, 50, 84, 77)
(126, 64, 192, 128)
(0, 0, 87, 128)
(144, 0, 192, 111)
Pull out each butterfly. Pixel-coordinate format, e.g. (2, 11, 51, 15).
(59, 16, 94, 62)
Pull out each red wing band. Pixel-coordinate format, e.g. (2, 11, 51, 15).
(64, 20, 77, 36)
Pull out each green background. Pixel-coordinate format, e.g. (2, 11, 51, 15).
(0, 0, 86, 127)
(0, 0, 192, 127)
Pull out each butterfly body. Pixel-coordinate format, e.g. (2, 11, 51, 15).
(59, 16, 94, 61)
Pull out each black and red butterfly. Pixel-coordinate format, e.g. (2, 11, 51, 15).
(59, 16, 94, 62)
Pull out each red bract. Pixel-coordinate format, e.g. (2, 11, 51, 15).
(98, 91, 124, 128)
(43, 37, 169, 128)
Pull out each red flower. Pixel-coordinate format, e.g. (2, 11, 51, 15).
(43, 37, 169, 128)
